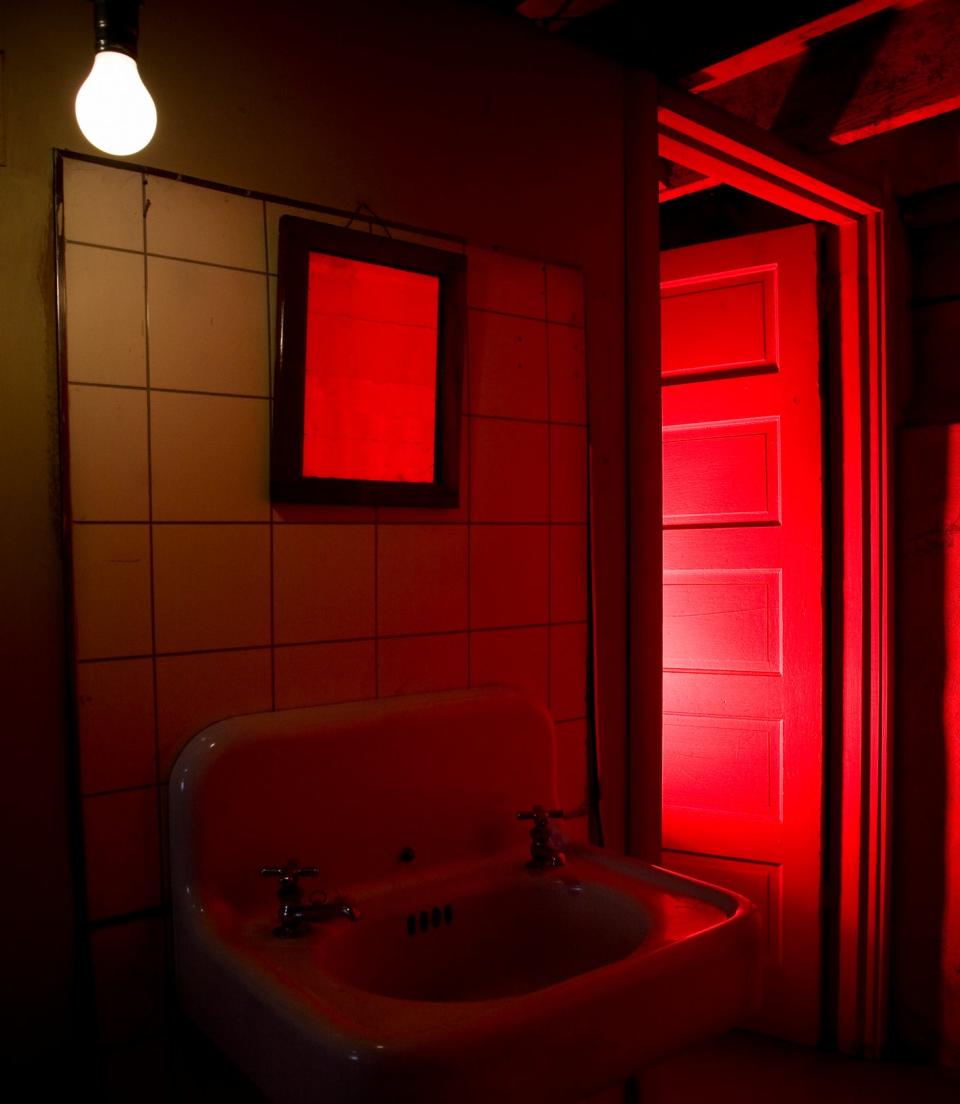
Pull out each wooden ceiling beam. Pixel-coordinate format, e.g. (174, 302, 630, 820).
(684, 0, 913, 92)
(687, 0, 960, 149)
(829, 0, 960, 142)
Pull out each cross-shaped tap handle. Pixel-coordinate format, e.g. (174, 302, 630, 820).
(260, 860, 319, 894)
(516, 805, 565, 824)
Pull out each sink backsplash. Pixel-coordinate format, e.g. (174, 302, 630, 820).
(170, 688, 556, 906)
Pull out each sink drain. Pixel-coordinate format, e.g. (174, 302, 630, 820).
(406, 904, 453, 936)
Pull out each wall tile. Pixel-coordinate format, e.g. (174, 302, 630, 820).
(470, 626, 549, 708)
(470, 525, 548, 629)
(72, 524, 153, 660)
(546, 264, 584, 327)
(65, 244, 146, 386)
(378, 633, 468, 697)
(378, 525, 468, 636)
(550, 424, 588, 523)
(470, 418, 548, 522)
(90, 917, 166, 1046)
(467, 247, 545, 318)
(551, 622, 588, 721)
(273, 525, 375, 643)
(69, 384, 149, 521)
(156, 649, 273, 777)
(555, 718, 588, 814)
(147, 256, 269, 396)
(274, 640, 376, 710)
(84, 788, 161, 920)
(467, 310, 547, 420)
(153, 525, 271, 653)
(63, 159, 143, 252)
(151, 392, 269, 521)
(145, 176, 264, 270)
(551, 524, 588, 623)
(77, 659, 156, 795)
(548, 323, 587, 425)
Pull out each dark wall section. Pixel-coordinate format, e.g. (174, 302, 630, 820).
(891, 183, 960, 1064)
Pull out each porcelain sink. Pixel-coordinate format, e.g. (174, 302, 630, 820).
(170, 689, 760, 1103)
(316, 863, 652, 1001)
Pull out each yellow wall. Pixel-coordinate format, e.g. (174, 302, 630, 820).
(0, 0, 630, 1058)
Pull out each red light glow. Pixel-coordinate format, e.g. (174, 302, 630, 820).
(661, 226, 823, 1043)
(302, 253, 439, 483)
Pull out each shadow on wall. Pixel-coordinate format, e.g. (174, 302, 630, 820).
(892, 424, 949, 1061)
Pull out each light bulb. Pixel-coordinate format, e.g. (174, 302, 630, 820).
(75, 50, 156, 156)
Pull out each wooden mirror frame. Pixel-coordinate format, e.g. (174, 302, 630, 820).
(271, 216, 466, 507)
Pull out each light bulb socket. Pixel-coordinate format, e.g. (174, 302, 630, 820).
(91, 0, 143, 60)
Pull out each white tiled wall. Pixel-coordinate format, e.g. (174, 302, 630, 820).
(61, 153, 590, 1045)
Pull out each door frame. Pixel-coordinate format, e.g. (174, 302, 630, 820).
(624, 77, 892, 1056)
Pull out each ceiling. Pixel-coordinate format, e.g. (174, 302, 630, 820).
(478, 0, 871, 81)
(475, 0, 960, 199)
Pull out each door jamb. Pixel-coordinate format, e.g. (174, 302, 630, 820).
(628, 78, 891, 1057)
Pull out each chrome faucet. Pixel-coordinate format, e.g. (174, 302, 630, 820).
(260, 860, 361, 938)
(517, 805, 567, 869)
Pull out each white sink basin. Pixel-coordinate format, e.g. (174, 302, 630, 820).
(317, 865, 651, 1001)
(169, 689, 760, 1103)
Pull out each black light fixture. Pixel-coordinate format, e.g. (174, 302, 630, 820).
(75, 0, 157, 156)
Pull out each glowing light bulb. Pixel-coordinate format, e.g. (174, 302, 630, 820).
(75, 50, 156, 156)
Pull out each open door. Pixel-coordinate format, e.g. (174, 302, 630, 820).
(660, 223, 824, 1044)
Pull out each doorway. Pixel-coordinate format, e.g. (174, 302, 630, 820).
(625, 80, 891, 1057)
(659, 208, 826, 1044)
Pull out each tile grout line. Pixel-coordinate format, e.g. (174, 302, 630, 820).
(64, 235, 270, 278)
(71, 518, 592, 528)
(262, 200, 277, 712)
(468, 410, 587, 429)
(74, 619, 587, 666)
(68, 379, 586, 428)
(465, 312, 473, 689)
(545, 264, 553, 729)
(68, 380, 271, 402)
(140, 171, 166, 923)
(373, 518, 381, 698)
(468, 302, 585, 330)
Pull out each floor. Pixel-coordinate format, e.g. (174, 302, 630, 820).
(79, 1025, 960, 1102)
(639, 1032, 960, 1103)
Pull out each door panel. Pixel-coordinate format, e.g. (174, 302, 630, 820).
(661, 224, 823, 1044)
(663, 568, 782, 673)
(661, 265, 778, 378)
(662, 417, 781, 527)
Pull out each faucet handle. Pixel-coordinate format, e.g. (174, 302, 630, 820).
(516, 805, 565, 824)
(260, 860, 320, 895)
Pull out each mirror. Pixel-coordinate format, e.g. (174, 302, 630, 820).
(271, 216, 466, 506)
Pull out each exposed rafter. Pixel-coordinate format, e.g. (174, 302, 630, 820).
(698, 0, 960, 148)
(683, 0, 914, 92)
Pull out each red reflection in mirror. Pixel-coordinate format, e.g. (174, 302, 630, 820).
(302, 254, 440, 483)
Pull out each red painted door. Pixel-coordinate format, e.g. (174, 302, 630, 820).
(660, 224, 823, 1044)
